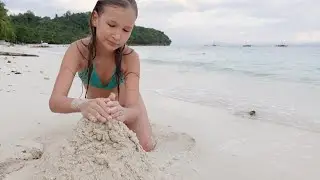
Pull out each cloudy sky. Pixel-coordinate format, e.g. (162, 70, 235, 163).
(3, 0, 320, 45)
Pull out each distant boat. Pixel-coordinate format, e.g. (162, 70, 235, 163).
(275, 44, 288, 47)
(31, 42, 50, 48)
(204, 44, 218, 47)
(242, 44, 252, 47)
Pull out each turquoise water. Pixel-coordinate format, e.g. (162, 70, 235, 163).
(50, 45, 320, 133)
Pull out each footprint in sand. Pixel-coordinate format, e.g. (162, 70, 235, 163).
(149, 124, 196, 168)
(3, 84, 16, 93)
(40, 71, 50, 80)
(0, 140, 43, 179)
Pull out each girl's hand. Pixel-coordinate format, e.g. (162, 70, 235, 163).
(71, 98, 110, 123)
(106, 100, 126, 122)
(106, 93, 126, 122)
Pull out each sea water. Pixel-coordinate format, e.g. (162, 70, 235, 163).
(135, 45, 320, 133)
(50, 45, 320, 133)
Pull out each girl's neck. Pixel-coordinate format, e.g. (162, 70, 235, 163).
(93, 40, 115, 67)
(95, 40, 115, 58)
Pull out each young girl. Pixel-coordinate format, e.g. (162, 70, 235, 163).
(49, 0, 154, 152)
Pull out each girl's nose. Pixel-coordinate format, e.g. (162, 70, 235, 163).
(112, 33, 120, 41)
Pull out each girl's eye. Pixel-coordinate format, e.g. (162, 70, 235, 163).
(123, 29, 130, 32)
(108, 23, 115, 27)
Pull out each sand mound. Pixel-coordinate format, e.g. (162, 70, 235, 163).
(1, 118, 198, 180)
(31, 118, 163, 180)
(0, 139, 44, 179)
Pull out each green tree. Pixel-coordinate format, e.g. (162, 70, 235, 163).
(4, 5, 171, 45)
(0, 1, 15, 41)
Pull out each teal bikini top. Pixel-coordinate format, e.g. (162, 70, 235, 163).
(78, 64, 124, 90)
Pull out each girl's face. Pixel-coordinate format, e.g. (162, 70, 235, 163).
(92, 5, 136, 51)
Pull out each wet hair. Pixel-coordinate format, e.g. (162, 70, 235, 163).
(82, 0, 138, 98)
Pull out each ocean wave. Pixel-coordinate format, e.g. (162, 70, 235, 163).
(143, 58, 211, 67)
(143, 58, 278, 77)
(143, 58, 320, 85)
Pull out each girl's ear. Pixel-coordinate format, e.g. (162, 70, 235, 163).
(91, 11, 99, 27)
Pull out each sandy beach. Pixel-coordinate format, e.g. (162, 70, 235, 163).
(1, 44, 320, 179)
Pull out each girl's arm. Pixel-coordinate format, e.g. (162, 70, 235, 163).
(121, 49, 141, 121)
(49, 41, 84, 113)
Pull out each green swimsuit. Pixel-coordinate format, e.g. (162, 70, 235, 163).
(78, 64, 124, 89)
(76, 43, 134, 89)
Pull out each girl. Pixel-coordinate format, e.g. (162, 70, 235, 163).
(49, 0, 154, 152)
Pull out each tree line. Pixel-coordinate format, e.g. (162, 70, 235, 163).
(0, 1, 172, 45)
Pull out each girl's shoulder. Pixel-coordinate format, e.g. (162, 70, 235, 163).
(71, 37, 91, 69)
(74, 37, 90, 59)
(122, 44, 135, 56)
(121, 45, 140, 73)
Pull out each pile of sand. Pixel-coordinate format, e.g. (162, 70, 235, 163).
(30, 118, 164, 180)
(1, 116, 197, 180)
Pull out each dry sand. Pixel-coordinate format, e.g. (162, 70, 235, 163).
(1, 117, 196, 180)
(34, 118, 162, 180)
(3, 118, 162, 180)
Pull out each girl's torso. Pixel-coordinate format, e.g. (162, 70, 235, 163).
(74, 38, 132, 102)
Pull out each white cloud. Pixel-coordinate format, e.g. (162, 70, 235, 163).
(53, 0, 95, 12)
(294, 31, 320, 43)
(168, 9, 284, 29)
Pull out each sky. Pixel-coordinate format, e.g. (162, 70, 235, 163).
(2, 0, 320, 45)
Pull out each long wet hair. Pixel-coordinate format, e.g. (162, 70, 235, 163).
(83, 0, 138, 98)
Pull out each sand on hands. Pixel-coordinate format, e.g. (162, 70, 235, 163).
(30, 118, 164, 180)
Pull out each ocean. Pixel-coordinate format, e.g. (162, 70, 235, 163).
(49, 45, 320, 133)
